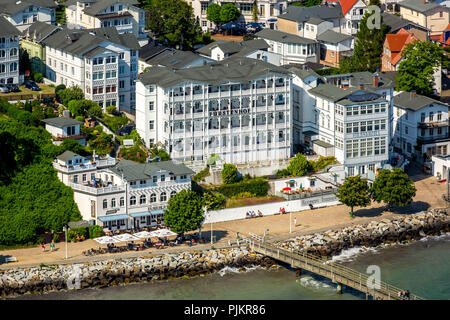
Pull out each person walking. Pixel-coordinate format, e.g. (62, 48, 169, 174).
(42, 243, 45, 252)
(294, 217, 297, 227)
(50, 240, 54, 252)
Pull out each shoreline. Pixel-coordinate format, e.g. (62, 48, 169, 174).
(1, 209, 449, 299)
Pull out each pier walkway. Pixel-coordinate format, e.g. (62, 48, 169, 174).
(242, 234, 424, 300)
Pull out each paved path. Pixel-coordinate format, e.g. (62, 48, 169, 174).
(0, 173, 446, 270)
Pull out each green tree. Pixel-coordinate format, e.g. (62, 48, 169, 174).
(251, 3, 258, 22)
(87, 104, 102, 118)
(143, 0, 204, 50)
(337, 176, 371, 216)
(370, 168, 417, 210)
(106, 105, 117, 115)
(202, 190, 226, 210)
(220, 3, 241, 23)
(207, 3, 222, 25)
(221, 163, 239, 184)
(396, 41, 446, 97)
(164, 190, 205, 235)
(286, 153, 311, 176)
(291, 0, 322, 7)
(58, 86, 84, 106)
(19, 49, 31, 74)
(340, 7, 387, 73)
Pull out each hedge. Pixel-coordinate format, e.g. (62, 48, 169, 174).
(213, 178, 269, 198)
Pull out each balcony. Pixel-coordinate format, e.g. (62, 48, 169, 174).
(53, 162, 97, 172)
(53, 133, 86, 141)
(418, 120, 449, 129)
(129, 180, 191, 190)
(68, 182, 125, 195)
(417, 135, 450, 144)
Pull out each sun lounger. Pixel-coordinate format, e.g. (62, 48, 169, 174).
(5, 257, 17, 263)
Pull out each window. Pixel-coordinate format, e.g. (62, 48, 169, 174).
(130, 196, 136, 205)
(153, 176, 157, 183)
(149, 120, 154, 130)
(119, 80, 125, 88)
(161, 174, 165, 181)
(106, 70, 117, 78)
(149, 101, 154, 111)
(160, 192, 167, 202)
(140, 195, 146, 204)
(150, 193, 156, 203)
(437, 111, 442, 121)
(111, 198, 116, 208)
(120, 197, 124, 207)
(103, 199, 107, 209)
(170, 191, 177, 198)
(71, 67, 74, 75)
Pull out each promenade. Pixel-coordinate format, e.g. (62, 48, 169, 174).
(0, 172, 446, 270)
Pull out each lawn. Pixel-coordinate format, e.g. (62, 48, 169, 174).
(225, 196, 285, 209)
(0, 84, 55, 98)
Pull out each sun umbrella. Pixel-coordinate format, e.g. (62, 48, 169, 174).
(282, 187, 291, 191)
(148, 229, 177, 238)
(112, 233, 139, 242)
(93, 236, 120, 244)
(132, 231, 153, 239)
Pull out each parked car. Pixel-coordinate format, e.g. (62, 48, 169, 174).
(24, 80, 41, 91)
(0, 84, 10, 93)
(6, 83, 19, 92)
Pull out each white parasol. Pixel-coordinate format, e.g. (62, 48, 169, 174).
(132, 231, 153, 239)
(112, 233, 140, 242)
(148, 229, 177, 238)
(93, 236, 120, 244)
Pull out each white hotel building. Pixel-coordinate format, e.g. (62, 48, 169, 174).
(0, 16, 20, 84)
(53, 150, 194, 230)
(43, 27, 140, 112)
(136, 58, 295, 164)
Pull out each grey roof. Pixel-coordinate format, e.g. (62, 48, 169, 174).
(0, 15, 20, 37)
(313, 140, 334, 148)
(325, 71, 397, 91)
(110, 159, 194, 181)
(0, 0, 57, 15)
(144, 49, 206, 69)
(138, 58, 291, 89)
(306, 17, 325, 25)
(139, 41, 168, 61)
(381, 12, 430, 32)
(256, 29, 316, 45)
(83, 0, 138, 16)
(287, 66, 321, 81)
(22, 21, 61, 43)
(309, 83, 360, 102)
(42, 117, 83, 127)
(316, 30, 352, 44)
(86, 27, 140, 50)
(56, 150, 77, 162)
(394, 91, 448, 111)
(278, 4, 343, 23)
(398, 0, 448, 13)
(196, 39, 269, 58)
(84, 46, 110, 58)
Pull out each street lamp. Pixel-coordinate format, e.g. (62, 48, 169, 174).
(63, 226, 68, 259)
(287, 203, 292, 233)
(204, 206, 213, 245)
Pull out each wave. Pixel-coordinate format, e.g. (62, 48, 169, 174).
(217, 265, 262, 277)
(419, 232, 450, 242)
(296, 275, 334, 291)
(327, 246, 379, 263)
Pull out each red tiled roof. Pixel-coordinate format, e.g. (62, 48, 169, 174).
(430, 34, 441, 41)
(445, 23, 450, 31)
(384, 28, 418, 67)
(325, 0, 359, 15)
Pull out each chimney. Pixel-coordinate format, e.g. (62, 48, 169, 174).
(410, 90, 416, 99)
(358, 82, 364, 90)
(373, 73, 379, 87)
(62, 110, 70, 118)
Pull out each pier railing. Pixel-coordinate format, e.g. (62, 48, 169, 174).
(242, 235, 424, 300)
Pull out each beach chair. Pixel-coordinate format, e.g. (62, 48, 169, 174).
(5, 257, 17, 263)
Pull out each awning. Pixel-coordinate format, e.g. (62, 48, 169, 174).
(130, 211, 151, 218)
(151, 209, 164, 215)
(98, 214, 129, 222)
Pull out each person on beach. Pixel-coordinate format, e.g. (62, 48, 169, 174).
(42, 243, 45, 252)
(294, 217, 297, 227)
(406, 290, 410, 300)
(398, 291, 402, 298)
(50, 241, 54, 252)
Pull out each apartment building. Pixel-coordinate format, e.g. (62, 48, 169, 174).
(322, 0, 368, 35)
(53, 150, 194, 230)
(64, 0, 147, 41)
(42, 116, 86, 146)
(256, 28, 319, 65)
(0, 0, 57, 31)
(398, 0, 450, 38)
(0, 16, 20, 84)
(382, 12, 430, 41)
(135, 58, 294, 164)
(43, 27, 140, 113)
(21, 21, 61, 74)
(392, 91, 449, 161)
(188, 0, 288, 31)
(381, 28, 418, 71)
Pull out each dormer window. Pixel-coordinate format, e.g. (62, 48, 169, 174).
(110, 5, 114, 12)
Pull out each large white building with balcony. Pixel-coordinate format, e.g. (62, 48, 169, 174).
(0, 16, 20, 84)
(392, 91, 449, 161)
(0, 0, 57, 31)
(64, 0, 147, 42)
(43, 27, 140, 113)
(53, 150, 194, 230)
(135, 58, 294, 164)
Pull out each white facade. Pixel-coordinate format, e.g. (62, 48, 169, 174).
(45, 34, 138, 112)
(65, 0, 146, 39)
(340, 0, 368, 36)
(260, 36, 318, 65)
(54, 153, 193, 230)
(392, 92, 450, 160)
(0, 34, 19, 84)
(3, 4, 56, 32)
(431, 154, 450, 179)
(190, 0, 288, 31)
(136, 60, 294, 164)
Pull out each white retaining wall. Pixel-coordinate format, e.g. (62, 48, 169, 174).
(203, 193, 341, 224)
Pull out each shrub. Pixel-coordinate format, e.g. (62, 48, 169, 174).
(213, 178, 268, 198)
(231, 191, 255, 199)
(33, 72, 43, 83)
(286, 153, 311, 177)
(52, 233, 59, 243)
(37, 237, 45, 245)
(221, 163, 239, 184)
(67, 227, 88, 242)
(193, 166, 210, 182)
(106, 105, 117, 115)
(311, 156, 337, 172)
(89, 225, 104, 239)
(202, 190, 225, 210)
(75, 115, 85, 122)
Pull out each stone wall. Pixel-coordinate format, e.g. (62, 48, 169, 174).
(0, 247, 276, 298)
(276, 209, 450, 258)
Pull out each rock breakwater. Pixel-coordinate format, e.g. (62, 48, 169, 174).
(0, 247, 276, 298)
(276, 209, 450, 258)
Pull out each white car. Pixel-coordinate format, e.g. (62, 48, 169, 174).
(0, 84, 9, 93)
